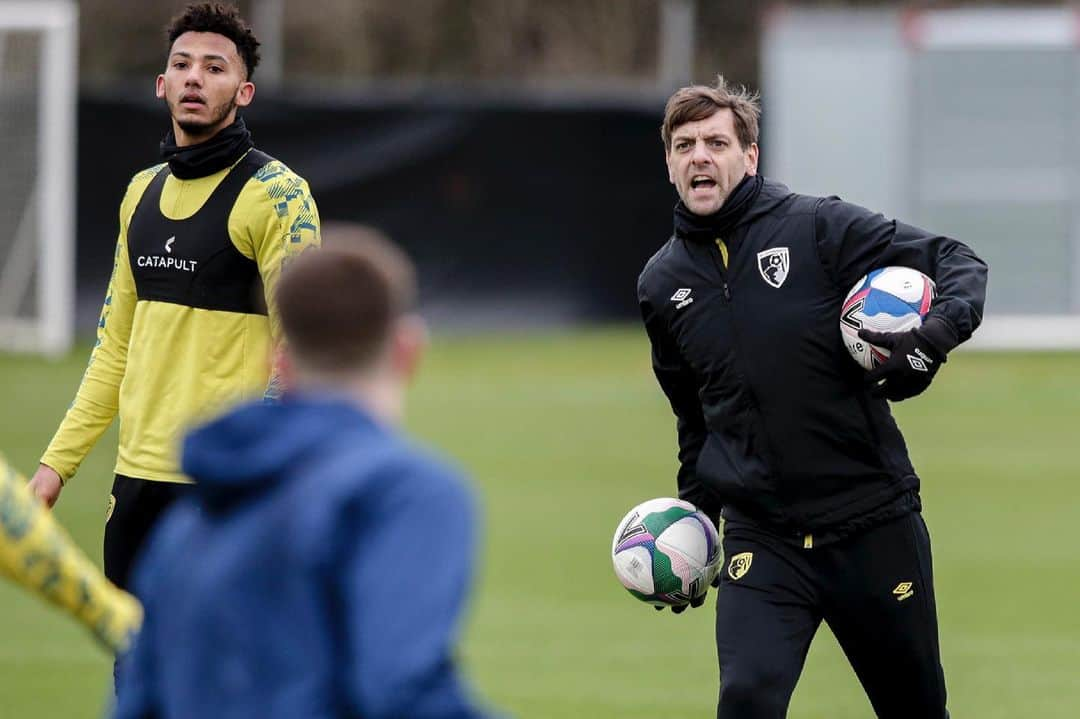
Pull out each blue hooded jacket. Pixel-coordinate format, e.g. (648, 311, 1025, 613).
(113, 395, 494, 719)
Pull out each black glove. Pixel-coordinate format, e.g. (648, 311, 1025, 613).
(654, 560, 722, 614)
(654, 592, 707, 614)
(858, 316, 957, 401)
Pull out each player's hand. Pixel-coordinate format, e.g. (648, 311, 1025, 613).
(858, 316, 957, 401)
(28, 464, 63, 508)
(653, 582, 711, 614)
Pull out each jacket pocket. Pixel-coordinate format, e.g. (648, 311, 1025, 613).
(695, 426, 776, 512)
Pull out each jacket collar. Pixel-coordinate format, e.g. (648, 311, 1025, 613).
(673, 173, 764, 242)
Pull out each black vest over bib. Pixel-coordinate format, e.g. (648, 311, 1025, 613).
(127, 150, 271, 315)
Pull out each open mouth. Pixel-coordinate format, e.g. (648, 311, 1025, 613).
(690, 175, 716, 190)
(180, 94, 205, 107)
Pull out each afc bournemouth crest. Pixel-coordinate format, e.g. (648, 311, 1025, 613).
(728, 552, 753, 581)
(757, 247, 790, 288)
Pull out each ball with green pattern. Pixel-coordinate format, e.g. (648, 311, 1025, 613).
(611, 497, 721, 607)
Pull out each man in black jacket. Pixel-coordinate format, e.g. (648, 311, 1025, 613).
(638, 77, 987, 719)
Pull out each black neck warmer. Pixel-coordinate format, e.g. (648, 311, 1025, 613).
(673, 173, 764, 241)
(160, 117, 254, 179)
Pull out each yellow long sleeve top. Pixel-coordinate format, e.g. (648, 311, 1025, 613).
(0, 454, 141, 653)
(42, 151, 320, 483)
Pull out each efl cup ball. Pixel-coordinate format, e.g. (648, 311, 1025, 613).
(611, 497, 721, 607)
(840, 266, 936, 370)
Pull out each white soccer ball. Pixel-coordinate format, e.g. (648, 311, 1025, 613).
(611, 497, 722, 607)
(840, 266, 936, 371)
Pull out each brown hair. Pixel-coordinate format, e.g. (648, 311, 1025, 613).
(661, 75, 761, 151)
(167, 3, 261, 79)
(276, 239, 417, 372)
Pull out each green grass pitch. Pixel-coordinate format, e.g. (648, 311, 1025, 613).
(1, 327, 1078, 717)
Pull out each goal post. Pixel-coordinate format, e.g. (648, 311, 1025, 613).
(0, 1, 76, 357)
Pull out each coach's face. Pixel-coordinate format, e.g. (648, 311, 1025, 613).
(666, 109, 759, 216)
(156, 31, 254, 145)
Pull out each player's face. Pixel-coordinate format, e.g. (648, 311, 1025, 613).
(155, 31, 254, 145)
(666, 109, 759, 216)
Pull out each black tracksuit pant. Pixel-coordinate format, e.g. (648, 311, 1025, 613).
(715, 511, 948, 719)
(105, 475, 193, 689)
(104, 474, 193, 591)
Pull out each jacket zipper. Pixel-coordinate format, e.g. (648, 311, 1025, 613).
(713, 239, 732, 299)
(712, 237, 810, 547)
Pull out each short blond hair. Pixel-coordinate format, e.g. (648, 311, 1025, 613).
(661, 76, 761, 151)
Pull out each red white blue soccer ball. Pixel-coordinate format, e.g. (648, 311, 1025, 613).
(840, 266, 936, 371)
(611, 497, 722, 608)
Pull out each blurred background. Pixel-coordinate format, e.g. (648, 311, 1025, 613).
(2, 0, 1072, 343)
(1, 1, 1078, 718)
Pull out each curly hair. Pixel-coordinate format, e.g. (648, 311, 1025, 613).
(166, 3, 261, 79)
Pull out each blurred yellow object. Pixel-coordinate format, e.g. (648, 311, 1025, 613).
(0, 453, 141, 654)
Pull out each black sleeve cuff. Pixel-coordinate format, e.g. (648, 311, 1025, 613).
(919, 315, 960, 358)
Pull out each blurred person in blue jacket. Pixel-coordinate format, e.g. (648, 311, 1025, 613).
(113, 239, 497, 719)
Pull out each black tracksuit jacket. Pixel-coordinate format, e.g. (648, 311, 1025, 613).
(638, 178, 988, 541)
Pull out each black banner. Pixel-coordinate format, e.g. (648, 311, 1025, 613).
(77, 93, 677, 330)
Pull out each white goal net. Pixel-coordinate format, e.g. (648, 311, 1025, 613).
(0, 1, 75, 356)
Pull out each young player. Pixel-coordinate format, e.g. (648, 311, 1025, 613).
(28, 3, 319, 602)
(114, 241, 497, 719)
